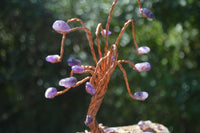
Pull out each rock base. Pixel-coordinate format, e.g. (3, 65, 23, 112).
(84, 120, 170, 133)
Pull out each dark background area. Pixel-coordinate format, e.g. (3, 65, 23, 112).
(0, 0, 200, 132)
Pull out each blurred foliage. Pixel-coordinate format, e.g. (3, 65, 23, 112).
(0, 0, 200, 133)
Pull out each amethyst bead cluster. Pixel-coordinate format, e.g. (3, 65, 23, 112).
(44, 19, 97, 98)
(45, 56, 95, 98)
(135, 46, 151, 73)
(133, 54, 151, 100)
(133, 59, 151, 100)
(45, 20, 71, 63)
(67, 58, 85, 73)
(133, 43, 151, 100)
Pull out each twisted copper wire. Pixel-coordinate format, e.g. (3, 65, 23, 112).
(52, 0, 147, 132)
(67, 18, 98, 64)
(104, 0, 118, 55)
(58, 34, 66, 62)
(95, 23, 104, 59)
(69, 27, 98, 64)
(87, 45, 118, 133)
(118, 60, 137, 71)
(115, 19, 140, 54)
(54, 26, 97, 64)
(137, 0, 142, 9)
(56, 76, 91, 96)
(117, 62, 137, 100)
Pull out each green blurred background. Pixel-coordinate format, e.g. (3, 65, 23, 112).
(1, 0, 200, 132)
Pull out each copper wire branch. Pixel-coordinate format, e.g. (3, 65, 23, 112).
(118, 60, 137, 71)
(117, 62, 137, 100)
(95, 23, 104, 59)
(115, 19, 140, 54)
(137, 0, 142, 9)
(82, 65, 96, 70)
(57, 34, 66, 62)
(104, 0, 118, 55)
(56, 19, 98, 64)
(70, 69, 94, 77)
(56, 76, 91, 96)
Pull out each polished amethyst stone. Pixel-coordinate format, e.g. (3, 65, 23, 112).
(59, 77, 77, 87)
(157, 125, 163, 130)
(84, 115, 93, 126)
(101, 29, 112, 37)
(133, 91, 148, 101)
(72, 65, 84, 73)
(85, 82, 96, 96)
(104, 127, 118, 133)
(138, 46, 150, 54)
(52, 20, 71, 34)
(67, 57, 81, 66)
(138, 120, 152, 130)
(140, 8, 155, 19)
(45, 87, 57, 99)
(111, 56, 115, 61)
(46, 55, 60, 63)
(135, 62, 151, 72)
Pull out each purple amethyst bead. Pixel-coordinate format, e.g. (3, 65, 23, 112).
(59, 77, 77, 87)
(104, 128, 118, 133)
(138, 120, 152, 130)
(138, 46, 150, 54)
(67, 57, 81, 66)
(135, 62, 151, 72)
(52, 20, 71, 34)
(85, 82, 96, 96)
(45, 87, 57, 99)
(157, 125, 163, 130)
(84, 115, 93, 126)
(46, 55, 60, 63)
(72, 65, 84, 73)
(111, 56, 115, 64)
(101, 29, 112, 37)
(140, 8, 155, 19)
(133, 91, 148, 101)
(111, 56, 115, 61)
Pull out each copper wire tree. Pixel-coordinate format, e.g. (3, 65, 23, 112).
(44, 0, 155, 132)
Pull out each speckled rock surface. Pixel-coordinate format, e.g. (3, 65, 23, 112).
(84, 120, 170, 133)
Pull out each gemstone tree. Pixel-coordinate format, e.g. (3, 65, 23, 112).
(44, 0, 155, 132)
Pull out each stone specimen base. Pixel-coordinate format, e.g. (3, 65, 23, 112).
(84, 120, 170, 133)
